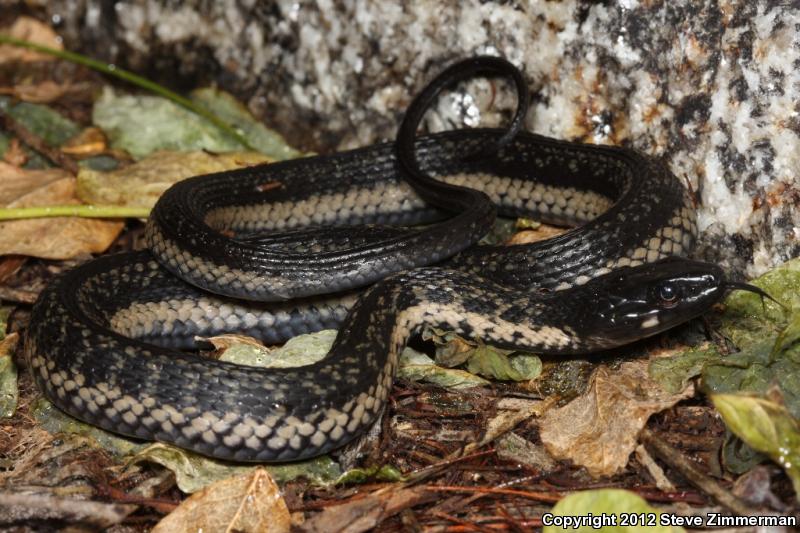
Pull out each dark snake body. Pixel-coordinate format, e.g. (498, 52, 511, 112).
(25, 128, 697, 461)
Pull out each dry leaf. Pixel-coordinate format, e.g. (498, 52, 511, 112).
(539, 359, 695, 477)
(0, 17, 62, 64)
(2, 138, 27, 167)
(299, 486, 434, 533)
(0, 162, 65, 204)
(0, 163, 123, 259)
(61, 127, 108, 158)
(0, 80, 71, 104)
(152, 468, 290, 533)
(76, 151, 271, 209)
(506, 224, 566, 245)
(204, 334, 267, 352)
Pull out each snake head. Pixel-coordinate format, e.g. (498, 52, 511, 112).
(572, 258, 756, 350)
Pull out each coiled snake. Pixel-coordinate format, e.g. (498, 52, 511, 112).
(25, 57, 758, 462)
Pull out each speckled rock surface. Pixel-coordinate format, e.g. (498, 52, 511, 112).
(7, 0, 800, 277)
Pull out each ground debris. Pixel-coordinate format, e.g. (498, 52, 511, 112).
(1, 12, 799, 530)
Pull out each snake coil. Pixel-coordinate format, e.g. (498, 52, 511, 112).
(26, 57, 743, 462)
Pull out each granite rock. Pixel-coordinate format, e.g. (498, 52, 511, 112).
(7, 0, 800, 276)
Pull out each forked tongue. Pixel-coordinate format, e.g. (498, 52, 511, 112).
(725, 281, 786, 310)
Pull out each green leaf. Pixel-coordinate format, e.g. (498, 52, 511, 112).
(479, 217, 518, 245)
(721, 430, 767, 475)
(466, 345, 541, 381)
(511, 353, 543, 379)
(712, 393, 800, 497)
(648, 347, 714, 394)
(130, 443, 341, 493)
(0, 96, 81, 147)
(0, 98, 78, 167)
(773, 312, 800, 357)
(260, 329, 336, 367)
(93, 88, 299, 160)
(190, 88, 301, 161)
(32, 398, 145, 456)
(544, 489, 685, 532)
(398, 348, 490, 389)
(92, 88, 243, 159)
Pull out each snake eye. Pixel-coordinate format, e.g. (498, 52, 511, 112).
(656, 283, 681, 308)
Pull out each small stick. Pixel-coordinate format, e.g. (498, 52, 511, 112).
(640, 428, 756, 516)
(0, 111, 79, 174)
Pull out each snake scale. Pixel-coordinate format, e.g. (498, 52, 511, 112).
(24, 57, 747, 462)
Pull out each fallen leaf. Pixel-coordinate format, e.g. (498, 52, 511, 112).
(32, 398, 145, 457)
(732, 465, 787, 508)
(2, 138, 27, 166)
(191, 88, 303, 161)
(0, 19, 95, 106)
(473, 398, 550, 453)
(208, 329, 335, 369)
(0, 80, 71, 104)
(0, 97, 81, 148)
(544, 489, 686, 532)
(712, 392, 800, 498)
(0, 331, 19, 418)
(152, 468, 291, 533)
(298, 486, 435, 533)
(76, 150, 271, 209)
(648, 346, 711, 394)
(92, 87, 300, 160)
(130, 443, 341, 494)
(0, 163, 123, 259)
(525, 358, 595, 400)
(60, 127, 108, 158)
(496, 432, 558, 473)
(0, 17, 62, 64)
(398, 348, 490, 389)
(539, 359, 694, 477)
(0, 161, 64, 204)
(423, 327, 542, 381)
(422, 326, 476, 367)
(506, 223, 566, 245)
(466, 344, 542, 381)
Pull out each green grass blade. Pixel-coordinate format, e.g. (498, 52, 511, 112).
(0, 34, 256, 151)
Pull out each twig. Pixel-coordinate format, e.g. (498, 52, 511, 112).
(0, 34, 255, 151)
(405, 449, 495, 484)
(428, 474, 544, 517)
(640, 428, 756, 516)
(0, 205, 150, 220)
(430, 510, 495, 533)
(424, 485, 562, 503)
(0, 110, 78, 174)
(0, 491, 136, 528)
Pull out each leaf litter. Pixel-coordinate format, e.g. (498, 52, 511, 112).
(0, 162, 123, 258)
(0, 17, 799, 531)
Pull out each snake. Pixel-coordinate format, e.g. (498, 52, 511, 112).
(24, 57, 764, 462)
